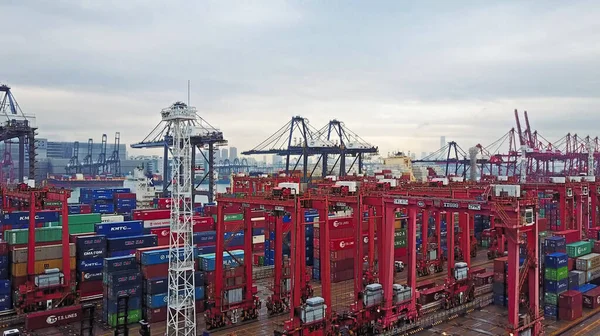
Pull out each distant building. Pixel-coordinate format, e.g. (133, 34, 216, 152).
(221, 148, 229, 162)
(229, 147, 238, 161)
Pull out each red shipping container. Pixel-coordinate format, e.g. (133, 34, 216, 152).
(253, 243, 265, 252)
(329, 216, 354, 230)
(419, 285, 445, 304)
(494, 257, 508, 273)
(553, 230, 580, 244)
(394, 247, 407, 258)
(589, 227, 600, 240)
(537, 218, 547, 232)
(252, 218, 265, 228)
(133, 209, 171, 221)
(150, 227, 170, 239)
(568, 258, 575, 271)
(25, 305, 82, 330)
(493, 272, 506, 283)
(559, 290, 582, 308)
(157, 198, 173, 209)
(330, 228, 355, 240)
(331, 258, 355, 273)
(115, 193, 136, 199)
(0, 242, 7, 256)
(80, 204, 91, 214)
(79, 280, 103, 294)
(330, 238, 355, 251)
(583, 287, 600, 309)
(330, 269, 354, 283)
(142, 263, 169, 279)
(191, 216, 215, 231)
(558, 306, 582, 321)
(145, 307, 167, 323)
(593, 241, 600, 254)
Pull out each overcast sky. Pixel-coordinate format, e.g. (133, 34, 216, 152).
(2, 1, 600, 159)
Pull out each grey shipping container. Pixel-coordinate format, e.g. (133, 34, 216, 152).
(12, 244, 76, 264)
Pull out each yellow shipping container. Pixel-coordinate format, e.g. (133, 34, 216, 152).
(394, 219, 402, 229)
(11, 257, 76, 277)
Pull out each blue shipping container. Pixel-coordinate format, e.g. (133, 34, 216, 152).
(545, 278, 568, 294)
(0, 294, 10, 310)
(544, 237, 566, 250)
(104, 295, 141, 314)
(78, 246, 106, 260)
(2, 211, 59, 225)
(0, 280, 9, 295)
(92, 189, 113, 200)
(145, 287, 204, 309)
(0, 268, 7, 280)
(579, 283, 597, 293)
(95, 221, 144, 237)
(75, 235, 106, 250)
(195, 231, 216, 244)
(104, 256, 137, 273)
(545, 253, 568, 269)
(144, 278, 168, 295)
(78, 258, 104, 271)
(104, 271, 143, 288)
(197, 245, 216, 255)
(105, 284, 142, 300)
(198, 250, 245, 271)
(78, 270, 103, 282)
(112, 188, 131, 194)
(107, 234, 158, 251)
(108, 250, 136, 258)
(568, 271, 579, 291)
(0, 256, 7, 269)
(252, 228, 265, 236)
(544, 304, 558, 317)
(141, 248, 199, 266)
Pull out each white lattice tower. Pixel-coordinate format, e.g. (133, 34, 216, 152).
(164, 102, 197, 336)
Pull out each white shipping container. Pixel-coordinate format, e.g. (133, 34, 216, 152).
(301, 305, 325, 324)
(335, 181, 358, 193)
(576, 253, 600, 271)
(252, 235, 265, 244)
(586, 267, 600, 283)
(550, 177, 566, 184)
(101, 215, 125, 223)
(143, 218, 171, 228)
(225, 288, 243, 305)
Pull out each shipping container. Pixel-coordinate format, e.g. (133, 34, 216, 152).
(12, 257, 76, 277)
(73, 234, 106, 250)
(104, 255, 137, 273)
(143, 218, 171, 228)
(544, 278, 568, 294)
(107, 234, 158, 251)
(104, 284, 142, 300)
(12, 243, 76, 263)
(576, 253, 600, 271)
(95, 221, 144, 237)
(104, 271, 143, 288)
(3, 211, 59, 225)
(140, 248, 199, 266)
(105, 309, 141, 327)
(25, 305, 82, 330)
(582, 287, 600, 309)
(77, 258, 104, 272)
(198, 250, 244, 272)
(5, 227, 64, 245)
(545, 253, 569, 269)
(77, 270, 103, 283)
(567, 241, 592, 258)
(104, 296, 142, 314)
(78, 245, 107, 260)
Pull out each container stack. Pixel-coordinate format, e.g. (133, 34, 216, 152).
(1, 210, 58, 240)
(0, 241, 8, 311)
(492, 257, 508, 306)
(140, 247, 205, 323)
(67, 203, 92, 215)
(133, 209, 171, 230)
(265, 215, 291, 267)
(252, 215, 267, 266)
(73, 234, 107, 297)
(46, 213, 102, 234)
(543, 252, 569, 320)
(200, 250, 244, 309)
(558, 290, 583, 321)
(80, 189, 115, 214)
(314, 216, 355, 283)
(114, 190, 136, 215)
(103, 255, 142, 327)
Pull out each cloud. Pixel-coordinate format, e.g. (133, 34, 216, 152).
(2, 1, 600, 159)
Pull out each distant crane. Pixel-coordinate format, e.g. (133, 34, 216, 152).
(66, 141, 81, 174)
(0, 140, 15, 183)
(0, 84, 37, 183)
(81, 139, 94, 175)
(95, 134, 108, 175)
(106, 132, 122, 176)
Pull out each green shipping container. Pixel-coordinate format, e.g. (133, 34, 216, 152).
(482, 240, 489, 248)
(394, 229, 407, 239)
(212, 213, 244, 222)
(68, 223, 96, 234)
(545, 266, 568, 281)
(59, 213, 102, 226)
(395, 239, 407, 248)
(544, 292, 558, 306)
(5, 227, 64, 245)
(106, 309, 141, 327)
(567, 241, 592, 258)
